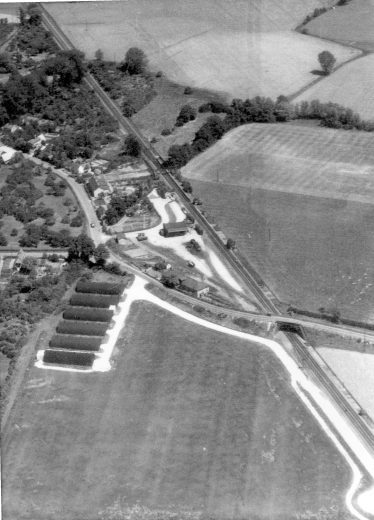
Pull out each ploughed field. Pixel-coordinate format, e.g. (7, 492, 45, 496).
(44, 0, 359, 99)
(2, 301, 351, 520)
(183, 123, 374, 322)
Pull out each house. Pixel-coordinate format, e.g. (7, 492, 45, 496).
(163, 222, 189, 237)
(179, 278, 210, 298)
(0, 145, 16, 164)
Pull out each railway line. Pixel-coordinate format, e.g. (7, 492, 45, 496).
(39, 4, 374, 462)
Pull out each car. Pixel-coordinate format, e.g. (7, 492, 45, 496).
(187, 260, 195, 268)
(90, 223, 95, 228)
(136, 233, 148, 241)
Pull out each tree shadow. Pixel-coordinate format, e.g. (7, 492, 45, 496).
(311, 69, 328, 76)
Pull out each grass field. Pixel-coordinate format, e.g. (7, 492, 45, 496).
(2, 300, 352, 520)
(304, 0, 374, 51)
(45, 0, 359, 99)
(294, 53, 374, 120)
(183, 124, 374, 322)
(317, 347, 374, 420)
(132, 77, 226, 156)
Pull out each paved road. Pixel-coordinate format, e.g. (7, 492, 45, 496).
(25, 155, 103, 245)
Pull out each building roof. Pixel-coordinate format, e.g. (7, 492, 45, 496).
(163, 222, 189, 232)
(180, 278, 209, 292)
(0, 145, 16, 163)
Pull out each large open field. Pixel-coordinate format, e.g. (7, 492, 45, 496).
(304, 0, 374, 51)
(45, 0, 359, 99)
(183, 123, 374, 322)
(2, 300, 352, 520)
(294, 53, 374, 120)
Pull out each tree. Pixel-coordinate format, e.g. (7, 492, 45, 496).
(95, 49, 104, 61)
(181, 180, 192, 193)
(176, 105, 197, 126)
(318, 51, 336, 75)
(226, 238, 236, 250)
(0, 232, 8, 246)
(68, 233, 95, 263)
(121, 47, 148, 75)
(44, 50, 86, 86)
(93, 244, 109, 266)
(122, 134, 141, 157)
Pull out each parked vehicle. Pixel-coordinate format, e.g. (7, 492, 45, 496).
(136, 233, 148, 241)
(187, 260, 195, 268)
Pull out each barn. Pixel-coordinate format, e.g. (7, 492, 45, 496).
(163, 222, 189, 237)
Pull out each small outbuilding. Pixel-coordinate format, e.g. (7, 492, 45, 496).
(179, 278, 210, 298)
(163, 222, 189, 237)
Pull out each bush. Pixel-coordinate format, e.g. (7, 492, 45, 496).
(176, 105, 197, 126)
(184, 86, 193, 94)
(232, 317, 251, 329)
(56, 320, 108, 336)
(63, 306, 114, 322)
(49, 334, 102, 351)
(195, 224, 203, 235)
(43, 349, 95, 366)
(75, 281, 125, 295)
(70, 215, 83, 227)
(161, 128, 172, 136)
(70, 293, 120, 308)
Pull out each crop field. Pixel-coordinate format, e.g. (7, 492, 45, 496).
(45, 0, 358, 100)
(183, 124, 374, 322)
(304, 0, 374, 51)
(295, 53, 374, 120)
(2, 300, 351, 520)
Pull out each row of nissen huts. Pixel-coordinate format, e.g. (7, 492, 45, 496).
(42, 280, 125, 369)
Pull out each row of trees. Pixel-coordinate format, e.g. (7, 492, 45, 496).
(166, 95, 373, 168)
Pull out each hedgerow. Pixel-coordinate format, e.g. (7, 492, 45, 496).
(56, 320, 108, 337)
(63, 307, 114, 323)
(49, 334, 102, 351)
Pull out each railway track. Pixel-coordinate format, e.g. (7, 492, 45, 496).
(39, 4, 374, 459)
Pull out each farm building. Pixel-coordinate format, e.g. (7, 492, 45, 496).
(163, 222, 189, 237)
(179, 278, 210, 298)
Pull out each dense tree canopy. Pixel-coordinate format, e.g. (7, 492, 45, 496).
(318, 51, 336, 75)
(121, 47, 148, 75)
